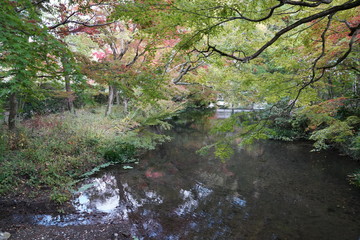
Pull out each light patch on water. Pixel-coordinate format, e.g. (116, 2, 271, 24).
(96, 195, 119, 212)
(231, 196, 246, 207)
(175, 189, 198, 216)
(195, 182, 213, 199)
(73, 173, 120, 213)
(175, 183, 213, 216)
(226, 194, 246, 208)
(13, 213, 108, 227)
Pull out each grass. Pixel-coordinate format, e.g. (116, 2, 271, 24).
(0, 102, 182, 203)
(0, 112, 105, 202)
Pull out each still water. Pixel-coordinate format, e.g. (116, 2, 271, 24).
(18, 110, 360, 239)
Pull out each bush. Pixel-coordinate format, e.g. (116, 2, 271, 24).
(103, 143, 136, 163)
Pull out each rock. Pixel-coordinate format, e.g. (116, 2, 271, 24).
(0, 232, 11, 240)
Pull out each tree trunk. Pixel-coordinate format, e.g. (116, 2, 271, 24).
(353, 74, 360, 97)
(124, 98, 128, 113)
(61, 56, 75, 113)
(326, 77, 334, 100)
(114, 86, 120, 105)
(8, 93, 18, 130)
(65, 76, 75, 113)
(105, 85, 114, 116)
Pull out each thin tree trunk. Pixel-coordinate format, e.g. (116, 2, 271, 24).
(114, 86, 120, 105)
(61, 56, 75, 113)
(105, 85, 114, 116)
(327, 77, 334, 99)
(8, 93, 18, 130)
(65, 76, 75, 113)
(124, 98, 128, 113)
(354, 74, 360, 97)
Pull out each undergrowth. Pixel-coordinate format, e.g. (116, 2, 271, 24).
(0, 101, 182, 203)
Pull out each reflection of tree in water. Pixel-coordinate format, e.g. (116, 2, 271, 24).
(70, 113, 360, 240)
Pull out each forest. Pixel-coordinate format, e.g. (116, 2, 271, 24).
(0, 0, 359, 206)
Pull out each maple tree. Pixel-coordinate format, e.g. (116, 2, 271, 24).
(114, 0, 359, 103)
(111, 0, 360, 160)
(0, 0, 121, 128)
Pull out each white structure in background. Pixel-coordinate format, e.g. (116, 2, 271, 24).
(210, 95, 266, 111)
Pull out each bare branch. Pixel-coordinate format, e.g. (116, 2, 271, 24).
(16, 0, 48, 13)
(283, 0, 332, 7)
(172, 61, 204, 84)
(48, 12, 77, 30)
(126, 39, 147, 67)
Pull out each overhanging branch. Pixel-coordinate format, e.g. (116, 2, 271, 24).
(203, 0, 360, 63)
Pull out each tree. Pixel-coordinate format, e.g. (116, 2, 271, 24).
(0, 0, 69, 129)
(114, 0, 359, 105)
(45, 0, 116, 114)
(76, 20, 151, 116)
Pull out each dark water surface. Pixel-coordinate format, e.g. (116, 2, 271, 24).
(13, 111, 360, 239)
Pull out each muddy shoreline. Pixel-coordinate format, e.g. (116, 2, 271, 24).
(0, 198, 132, 240)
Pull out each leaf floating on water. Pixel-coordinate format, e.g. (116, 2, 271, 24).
(80, 162, 114, 178)
(75, 183, 97, 193)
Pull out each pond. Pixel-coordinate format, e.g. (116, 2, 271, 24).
(10, 110, 360, 239)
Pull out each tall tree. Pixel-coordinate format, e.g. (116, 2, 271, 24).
(0, 0, 68, 129)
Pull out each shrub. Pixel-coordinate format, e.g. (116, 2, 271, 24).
(103, 143, 136, 163)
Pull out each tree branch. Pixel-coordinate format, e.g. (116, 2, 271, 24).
(172, 61, 203, 84)
(283, 0, 332, 7)
(319, 25, 360, 70)
(203, 0, 360, 63)
(126, 39, 147, 67)
(288, 14, 333, 110)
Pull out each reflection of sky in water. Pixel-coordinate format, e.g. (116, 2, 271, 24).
(122, 183, 163, 209)
(175, 183, 212, 216)
(73, 174, 120, 213)
(72, 175, 165, 222)
(227, 195, 247, 208)
(23, 172, 227, 239)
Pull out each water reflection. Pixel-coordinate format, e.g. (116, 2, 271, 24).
(73, 173, 120, 213)
(175, 183, 212, 216)
(215, 108, 253, 119)
(9, 110, 360, 240)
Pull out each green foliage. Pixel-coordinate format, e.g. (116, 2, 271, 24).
(211, 117, 239, 136)
(79, 162, 114, 179)
(199, 111, 272, 161)
(214, 143, 234, 163)
(0, 0, 85, 130)
(0, 105, 178, 201)
(309, 120, 353, 151)
(185, 85, 217, 108)
(103, 143, 136, 163)
(348, 170, 360, 188)
(0, 0, 65, 81)
(296, 99, 359, 151)
(50, 189, 70, 204)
